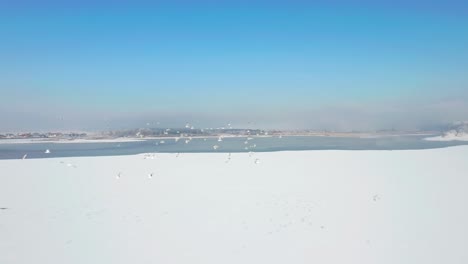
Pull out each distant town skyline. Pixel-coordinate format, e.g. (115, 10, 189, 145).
(1, 1, 468, 132)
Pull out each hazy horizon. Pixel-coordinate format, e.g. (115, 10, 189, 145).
(2, 1, 468, 132)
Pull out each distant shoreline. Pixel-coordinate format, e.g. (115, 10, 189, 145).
(0, 138, 147, 144)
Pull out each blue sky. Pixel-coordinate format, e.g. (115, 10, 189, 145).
(1, 1, 468, 131)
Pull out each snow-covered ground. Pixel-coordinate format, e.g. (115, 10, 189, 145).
(1, 147, 468, 264)
(426, 121, 468, 142)
(425, 132, 468, 142)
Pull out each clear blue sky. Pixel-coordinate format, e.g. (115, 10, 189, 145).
(1, 1, 468, 131)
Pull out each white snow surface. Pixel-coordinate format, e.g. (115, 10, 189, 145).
(1, 147, 468, 264)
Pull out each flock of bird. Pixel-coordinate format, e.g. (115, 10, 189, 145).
(20, 122, 268, 159)
(18, 123, 266, 182)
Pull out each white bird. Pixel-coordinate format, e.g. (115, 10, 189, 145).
(22, 154, 27, 160)
(45, 149, 51, 154)
(144, 153, 156, 160)
(373, 194, 380, 202)
(160, 140, 165, 144)
(254, 158, 260, 164)
(218, 137, 223, 142)
(213, 145, 220, 150)
(148, 172, 154, 179)
(116, 172, 122, 179)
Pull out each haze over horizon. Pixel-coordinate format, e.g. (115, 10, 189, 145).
(1, 0, 468, 132)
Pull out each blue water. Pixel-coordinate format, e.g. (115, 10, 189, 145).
(0, 136, 467, 160)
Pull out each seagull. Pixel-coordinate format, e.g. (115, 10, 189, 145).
(254, 158, 260, 164)
(160, 140, 165, 144)
(373, 194, 380, 202)
(22, 154, 28, 160)
(143, 153, 155, 159)
(116, 172, 122, 179)
(213, 145, 220, 150)
(148, 172, 154, 179)
(225, 153, 232, 163)
(45, 149, 51, 154)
